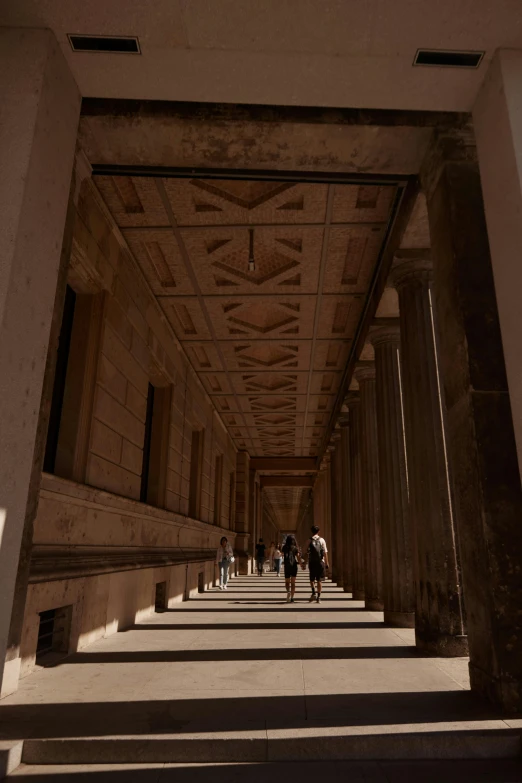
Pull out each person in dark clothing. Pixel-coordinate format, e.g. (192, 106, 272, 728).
(282, 535, 304, 603)
(255, 538, 266, 576)
(305, 525, 329, 603)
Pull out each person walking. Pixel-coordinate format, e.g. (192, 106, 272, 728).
(255, 538, 266, 576)
(268, 541, 276, 571)
(216, 536, 234, 590)
(305, 525, 329, 603)
(273, 543, 283, 576)
(283, 535, 304, 603)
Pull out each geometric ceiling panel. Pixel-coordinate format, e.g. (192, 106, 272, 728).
(94, 173, 396, 462)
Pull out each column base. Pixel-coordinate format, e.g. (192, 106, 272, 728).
(384, 610, 415, 628)
(0, 656, 21, 699)
(365, 598, 384, 611)
(415, 630, 468, 657)
(237, 554, 251, 575)
(343, 582, 353, 593)
(352, 589, 365, 600)
(469, 661, 522, 713)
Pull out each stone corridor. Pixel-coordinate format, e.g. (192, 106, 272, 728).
(2, 574, 522, 779)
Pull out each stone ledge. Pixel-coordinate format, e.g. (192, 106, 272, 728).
(29, 545, 216, 583)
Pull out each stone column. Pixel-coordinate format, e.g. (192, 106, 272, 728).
(328, 445, 338, 582)
(353, 367, 383, 611)
(0, 29, 80, 697)
(391, 254, 467, 656)
(330, 433, 343, 586)
(474, 51, 522, 479)
(370, 325, 415, 628)
(346, 394, 365, 600)
(339, 416, 353, 592)
(422, 126, 522, 709)
(234, 451, 251, 574)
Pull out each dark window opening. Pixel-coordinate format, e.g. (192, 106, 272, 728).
(44, 286, 76, 473)
(140, 384, 171, 506)
(198, 572, 205, 593)
(36, 605, 72, 663)
(213, 455, 223, 524)
(155, 581, 167, 612)
(188, 429, 205, 519)
(229, 471, 236, 528)
(140, 383, 155, 503)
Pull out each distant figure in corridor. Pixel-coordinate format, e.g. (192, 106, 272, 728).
(268, 540, 276, 571)
(273, 543, 283, 576)
(283, 535, 304, 602)
(306, 525, 329, 604)
(216, 536, 234, 590)
(255, 538, 266, 576)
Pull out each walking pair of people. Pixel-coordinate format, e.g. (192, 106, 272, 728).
(282, 525, 329, 603)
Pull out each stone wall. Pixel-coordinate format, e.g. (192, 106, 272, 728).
(72, 179, 236, 524)
(16, 165, 238, 678)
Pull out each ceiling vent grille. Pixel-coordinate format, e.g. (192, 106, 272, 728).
(414, 49, 484, 68)
(68, 35, 140, 54)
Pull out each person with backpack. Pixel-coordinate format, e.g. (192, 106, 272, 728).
(282, 535, 304, 603)
(306, 525, 329, 603)
(255, 538, 266, 576)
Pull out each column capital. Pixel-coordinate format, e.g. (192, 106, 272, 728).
(390, 250, 432, 290)
(338, 415, 350, 428)
(354, 362, 376, 383)
(369, 321, 400, 347)
(420, 123, 478, 199)
(344, 392, 360, 408)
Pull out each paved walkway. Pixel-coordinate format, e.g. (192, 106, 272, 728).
(2, 573, 522, 780)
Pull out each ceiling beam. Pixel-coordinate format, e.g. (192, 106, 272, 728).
(260, 476, 314, 488)
(250, 457, 317, 472)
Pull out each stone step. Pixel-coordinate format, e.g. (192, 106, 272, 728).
(8, 759, 522, 783)
(19, 724, 522, 766)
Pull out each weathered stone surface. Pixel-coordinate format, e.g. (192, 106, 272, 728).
(339, 419, 353, 593)
(346, 395, 365, 601)
(371, 325, 415, 628)
(423, 144, 522, 711)
(391, 254, 467, 656)
(353, 367, 383, 612)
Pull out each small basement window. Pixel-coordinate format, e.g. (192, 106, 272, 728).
(198, 572, 205, 593)
(36, 605, 72, 663)
(155, 581, 167, 612)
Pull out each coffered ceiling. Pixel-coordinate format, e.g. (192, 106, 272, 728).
(94, 174, 397, 458)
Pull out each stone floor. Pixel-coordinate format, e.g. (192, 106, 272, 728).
(1, 573, 521, 779)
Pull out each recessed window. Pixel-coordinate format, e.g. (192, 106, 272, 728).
(188, 430, 205, 519)
(68, 35, 140, 54)
(36, 606, 72, 663)
(44, 286, 102, 481)
(141, 384, 172, 507)
(229, 471, 236, 528)
(214, 455, 223, 524)
(414, 49, 484, 68)
(154, 582, 167, 612)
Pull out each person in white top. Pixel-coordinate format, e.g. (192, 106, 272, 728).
(273, 544, 283, 576)
(216, 536, 234, 590)
(304, 525, 329, 604)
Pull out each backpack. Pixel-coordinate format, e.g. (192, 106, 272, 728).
(309, 537, 324, 563)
